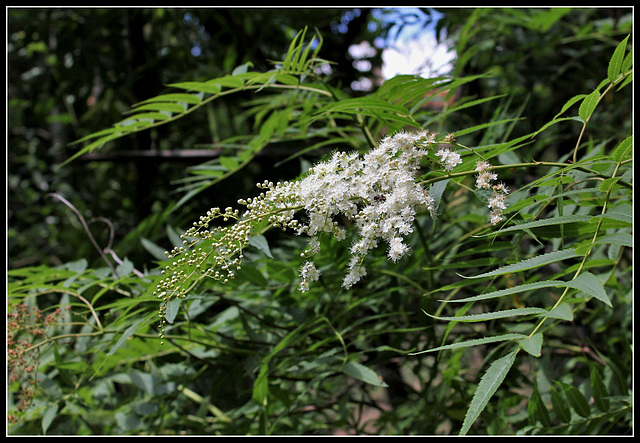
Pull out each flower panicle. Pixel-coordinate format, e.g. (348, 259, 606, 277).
(154, 129, 510, 317)
(475, 160, 510, 225)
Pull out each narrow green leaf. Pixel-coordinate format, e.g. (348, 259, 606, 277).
(128, 112, 172, 124)
(136, 93, 202, 106)
(218, 156, 239, 171)
(556, 381, 591, 418)
(165, 298, 181, 324)
(608, 35, 630, 83)
(60, 132, 123, 166)
(529, 116, 579, 139)
(282, 28, 305, 70)
(567, 272, 610, 307)
(42, 403, 59, 434)
(442, 272, 607, 305)
(611, 135, 632, 163)
(591, 202, 632, 225)
(590, 365, 610, 412)
(426, 307, 548, 323)
(460, 349, 518, 435)
(141, 237, 169, 261)
(575, 233, 633, 257)
(550, 384, 572, 423)
(410, 333, 526, 355)
(598, 177, 622, 193)
(529, 382, 552, 427)
(107, 319, 143, 356)
(68, 127, 119, 146)
(342, 362, 388, 387)
(116, 118, 153, 129)
(168, 81, 222, 94)
(425, 94, 507, 124)
(578, 89, 600, 122)
(553, 94, 586, 119)
(519, 332, 543, 357)
(129, 102, 186, 114)
(453, 118, 525, 138)
(476, 215, 592, 237)
(316, 97, 410, 116)
(252, 363, 269, 406)
(249, 235, 273, 259)
(460, 249, 579, 279)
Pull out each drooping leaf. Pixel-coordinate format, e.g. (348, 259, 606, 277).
(41, 403, 59, 434)
(107, 319, 143, 356)
(167, 81, 222, 94)
(556, 381, 591, 418)
(460, 349, 518, 435)
(544, 302, 573, 321)
(249, 235, 274, 259)
(550, 384, 572, 423)
(529, 382, 552, 427)
(519, 332, 543, 357)
(425, 307, 548, 323)
(342, 362, 388, 388)
(410, 333, 526, 355)
(590, 365, 610, 413)
(575, 233, 633, 257)
(127, 102, 186, 114)
(141, 237, 169, 261)
(164, 298, 181, 324)
(252, 363, 270, 406)
(476, 215, 592, 237)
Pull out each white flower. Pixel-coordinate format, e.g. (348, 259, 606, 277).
(473, 160, 509, 225)
(476, 171, 497, 189)
(435, 147, 462, 171)
(343, 264, 367, 289)
(490, 211, 504, 225)
(387, 237, 409, 262)
(299, 261, 321, 292)
(488, 194, 507, 212)
(475, 160, 492, 172)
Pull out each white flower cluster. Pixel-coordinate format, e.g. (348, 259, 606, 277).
(155, 129, 509, 313)
(475, 160, 510, 225)
(288, 130, 441, 290)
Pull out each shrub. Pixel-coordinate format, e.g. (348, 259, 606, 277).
(8, 25, 631, 435)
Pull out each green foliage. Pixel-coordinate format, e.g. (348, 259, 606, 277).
(8, 10, 632, 436)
